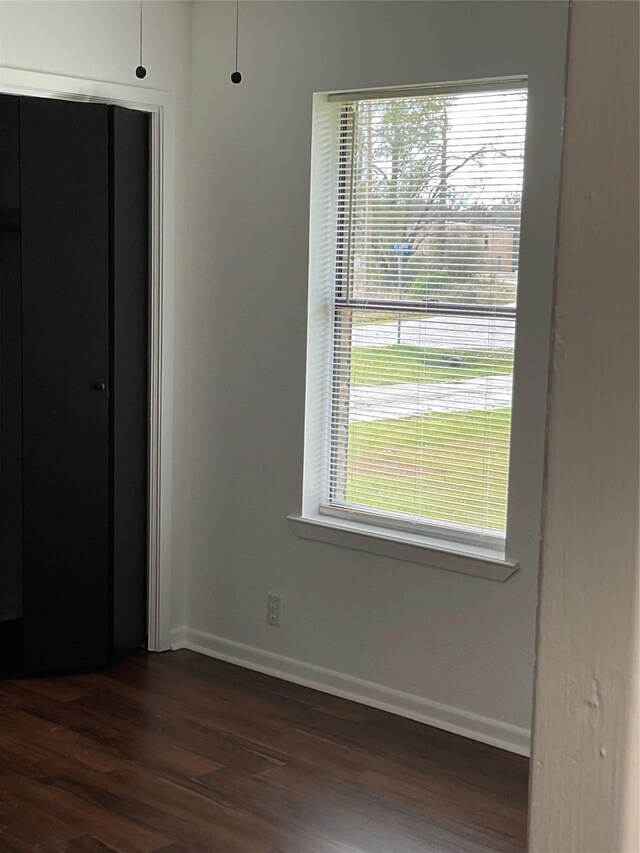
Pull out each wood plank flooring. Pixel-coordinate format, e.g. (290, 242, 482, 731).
(0, 650, 528, 852)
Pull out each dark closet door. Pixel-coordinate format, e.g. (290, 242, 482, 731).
(20, 98, 111, 674)
(111, 105, 149, 661)
(0, 96, 23, 637)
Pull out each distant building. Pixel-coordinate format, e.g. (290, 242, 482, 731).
(414, 220, 518, 277)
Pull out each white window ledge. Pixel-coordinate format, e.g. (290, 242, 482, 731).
(287, 514, 519, 582)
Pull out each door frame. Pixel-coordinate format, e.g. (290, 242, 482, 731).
(0, 67, 175, 651)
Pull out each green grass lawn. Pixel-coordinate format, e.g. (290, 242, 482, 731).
(346, 408, 511, 530)
(350, 345, 513, 386)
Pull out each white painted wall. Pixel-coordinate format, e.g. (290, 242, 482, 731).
(179, 0, 568, 751)
(0, 0, 193, 629)
(529, 1, 640, 849)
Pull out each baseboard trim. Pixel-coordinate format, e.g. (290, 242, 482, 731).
(170, 626, 530, 756)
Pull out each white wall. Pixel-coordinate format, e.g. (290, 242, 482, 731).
(0, 1, 580, 758)
(180, 0, 568, 751)
(0, 0, 193, 629)
(529, 1, 640, 849)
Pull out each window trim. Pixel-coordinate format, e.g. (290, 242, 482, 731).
(319, 503, 506, 553)
(335, 298, 516, 318)
(287, 513, 518, 582)
(326, 76, 527, 103)
(293, 79, 537, 578)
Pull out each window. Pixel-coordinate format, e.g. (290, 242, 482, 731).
(297, 80, 528, 564)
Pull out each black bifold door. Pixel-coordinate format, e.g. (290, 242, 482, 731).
(0, 95, 149, 675)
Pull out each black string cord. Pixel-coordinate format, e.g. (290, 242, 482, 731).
(231, 0, 242, 84)
(234, 0, 239, 70)
(136, 0, 147, 79)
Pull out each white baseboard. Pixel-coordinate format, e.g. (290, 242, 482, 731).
(0, 597, 21, 623)
(170, 626, 530, 756)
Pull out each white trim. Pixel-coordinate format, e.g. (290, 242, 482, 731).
(326, 75, 527, 103)
(171, 626, 531, 756)
(0, 67, 175, 651)
(319, 503, 506, 553)
(288, 514, 517, 581)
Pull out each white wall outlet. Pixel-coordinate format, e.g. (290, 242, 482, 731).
(267, 593, 281, 627)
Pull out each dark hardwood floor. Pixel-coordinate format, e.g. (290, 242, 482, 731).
(0, 650, 528, 852)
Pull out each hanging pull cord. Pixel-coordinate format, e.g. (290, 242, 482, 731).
(136, 0, 147, 79)
(231, 0, 242, 84)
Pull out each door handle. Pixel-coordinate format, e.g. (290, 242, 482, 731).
(92, 382, 108, 392)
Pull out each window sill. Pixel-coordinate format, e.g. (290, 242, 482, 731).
(287, 514, 519, 582)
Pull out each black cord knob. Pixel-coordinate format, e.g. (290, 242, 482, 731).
(231, 71, 242, 84)
(136, 65, 147, 79)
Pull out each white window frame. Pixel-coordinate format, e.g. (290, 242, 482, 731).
(290, 76, 553, 583)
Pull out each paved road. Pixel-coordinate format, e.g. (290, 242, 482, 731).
(348, 374, 512, 423)
(353, 315, 515, 350)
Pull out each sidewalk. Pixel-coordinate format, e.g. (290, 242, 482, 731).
(348, 374, 512, 423)
(354, 316, 515, 350)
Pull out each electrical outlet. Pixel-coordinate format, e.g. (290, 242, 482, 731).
(267, 593, 281, 628)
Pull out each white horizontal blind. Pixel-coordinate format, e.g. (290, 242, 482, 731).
(324, 84, 528, 544)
